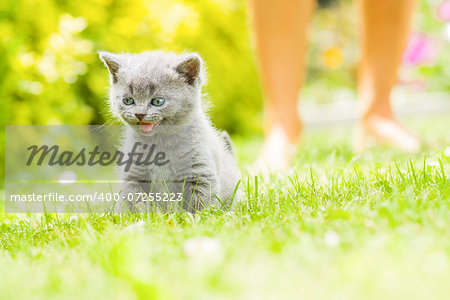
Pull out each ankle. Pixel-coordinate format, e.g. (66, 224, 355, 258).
(360, 107, 394, 122)
(266, 118, 302, 143)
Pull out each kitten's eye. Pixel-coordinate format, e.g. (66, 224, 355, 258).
(151, 98, 165, 106)
(123, 97, 135, 105)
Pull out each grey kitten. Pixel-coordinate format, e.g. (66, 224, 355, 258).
(99, 51, 240, 213)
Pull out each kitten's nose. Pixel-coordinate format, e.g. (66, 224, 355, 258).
(134, 113, 146, 121)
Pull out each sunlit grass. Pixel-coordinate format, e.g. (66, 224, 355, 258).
(1, 115, 449, 299)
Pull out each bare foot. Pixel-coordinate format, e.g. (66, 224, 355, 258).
(253, 125, 297, 174)
(355, 114, 420, 153)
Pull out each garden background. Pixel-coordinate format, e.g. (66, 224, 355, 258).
(1, 0, 449, 174)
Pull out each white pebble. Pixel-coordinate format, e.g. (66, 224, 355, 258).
(184, 237, 223, 261)
(324, 230, 340, 247)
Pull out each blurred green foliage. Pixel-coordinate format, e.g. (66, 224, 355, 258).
(1, 0, 448, 128)
(0, 0, 262, 134)
(0, 0, 449, 181)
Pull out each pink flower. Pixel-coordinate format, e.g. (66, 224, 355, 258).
(402, 32, 439, 66)
(438, 0, 450, 22)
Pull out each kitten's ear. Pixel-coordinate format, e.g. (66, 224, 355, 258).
(99, 51, 121, 83)
(175, 54, 202, 86)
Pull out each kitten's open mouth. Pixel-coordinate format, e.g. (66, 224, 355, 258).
(139, 121, 160, 134)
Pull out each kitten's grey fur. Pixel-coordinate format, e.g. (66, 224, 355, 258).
(99, 51, 240, 213)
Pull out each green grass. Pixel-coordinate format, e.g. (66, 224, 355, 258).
(1, 115, 449, 300)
